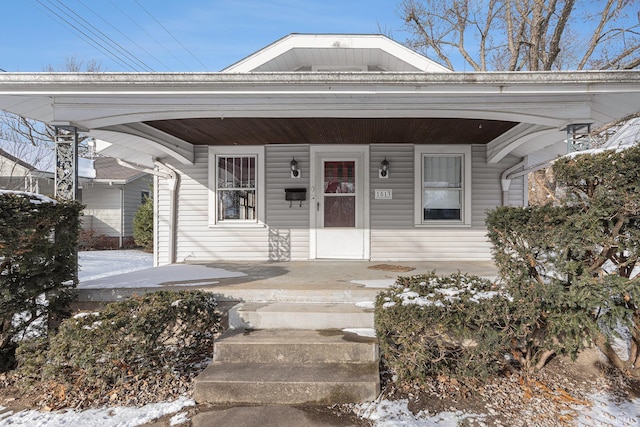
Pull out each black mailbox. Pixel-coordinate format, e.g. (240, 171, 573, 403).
(285, 188, 306, 207)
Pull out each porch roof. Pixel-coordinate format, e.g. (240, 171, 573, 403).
(0, 71, 639, 167)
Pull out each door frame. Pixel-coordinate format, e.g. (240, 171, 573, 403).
(309, 145, 370, 260)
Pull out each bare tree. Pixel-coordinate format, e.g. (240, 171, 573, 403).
(0, 131, 55, 193)
(401, 0, 640, 71)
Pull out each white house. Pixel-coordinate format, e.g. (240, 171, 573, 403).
(0, 34, 639, 266)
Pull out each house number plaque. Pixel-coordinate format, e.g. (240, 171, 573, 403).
(375, 189, 392, 200)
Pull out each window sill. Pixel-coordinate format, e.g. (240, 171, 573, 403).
(414, 222, 472, 228)
(208, 221, 267, 229)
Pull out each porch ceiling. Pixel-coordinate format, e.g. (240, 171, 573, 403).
(144, 117, 518, 146)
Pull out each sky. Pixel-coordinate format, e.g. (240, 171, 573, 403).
(1, 0, 410, 73)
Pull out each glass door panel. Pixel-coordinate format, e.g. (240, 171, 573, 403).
(323, 161, 355, 228)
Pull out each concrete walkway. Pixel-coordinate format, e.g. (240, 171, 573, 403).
(191, 405, 366, 427)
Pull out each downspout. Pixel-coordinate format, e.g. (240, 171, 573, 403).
(154, 160, 179, 265)
(115, 158, 178, 265)
(501, 158, 557, 206)
(119, 186, 124, 248)
(501, 160, 525, 206)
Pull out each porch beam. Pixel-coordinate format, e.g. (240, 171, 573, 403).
(100, 123, 195, 165)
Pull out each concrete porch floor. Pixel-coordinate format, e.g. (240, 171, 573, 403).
(77, 260, 498, 305)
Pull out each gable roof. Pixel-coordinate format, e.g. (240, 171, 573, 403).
(222, 34, 451, 73)
(92, 156, 147, 183)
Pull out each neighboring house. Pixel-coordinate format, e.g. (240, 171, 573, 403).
(0, 141, 150, 248)
(0, 34, 639, 266)
(81, 157, 151, 248)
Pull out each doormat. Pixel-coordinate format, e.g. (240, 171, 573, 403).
(368, 264, 415, 272)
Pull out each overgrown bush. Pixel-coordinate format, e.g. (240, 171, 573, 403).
(375, 272, 513, 385)
(0, 192, 82, 372)
(487, 145, 640, 377)
(15, 290, 222, 408)
(133, 195, 153, 251)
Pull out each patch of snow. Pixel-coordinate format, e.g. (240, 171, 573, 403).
(343, 328, 376, 338)
(0, 190, 56, 204)
(0, 396, 195, 427)
(73, 312, 100, 319)
(395, 290, 444, 308)
(169, 411, 190, 426)
(351, 279, 395, 288)
(355, 301, 375, 309)
(79, 264, 245, 289)
(469, 291, 504, 303)
(354, 399, 484, 427)
(78, 250, 153, 282)
(574, 392, 640, 427)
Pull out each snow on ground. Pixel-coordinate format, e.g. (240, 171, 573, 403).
(78, 250, 153, 282)
(0, 397, 195, 427)
(351, 278, 396, 288)
(78, 250, 246, 288)
(7, 250, 639, 426)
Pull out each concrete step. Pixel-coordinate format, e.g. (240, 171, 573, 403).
(213, 329, 378, 364)
(229, 302, 374, 330)
(193, 361, 379, 405)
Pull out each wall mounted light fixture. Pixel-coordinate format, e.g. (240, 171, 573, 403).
(379, 157, 389, 178)
(290, 157, 300, 178)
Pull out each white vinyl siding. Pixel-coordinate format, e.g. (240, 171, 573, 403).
(369, 144, 525, 261)
(158, 146, 270, 264)
(370, 145, 413, 228)
(157, 145, 309, 265)
(82, 185, 122, 237)
(155, 143, 526, 264)
(265, 145, 310, 261)
(81, 177, 150, 239)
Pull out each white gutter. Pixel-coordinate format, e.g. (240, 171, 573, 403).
(500, 160, 525, 206)
(154, 160, 179, 265)
(115, 157, 179, 265)
(119, 186, 124, 248)
(501, 158, 556, 206)
(116, 158, 172, 179)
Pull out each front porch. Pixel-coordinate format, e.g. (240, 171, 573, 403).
(77, 259, 499, 305)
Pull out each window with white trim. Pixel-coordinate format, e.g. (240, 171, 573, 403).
(217, 155, 256, 221)
(209, 146, 265, 226)
(415, 145, 471, 226)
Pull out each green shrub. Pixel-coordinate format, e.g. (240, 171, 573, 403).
(487, 145, 640, 376)
(0, 192, 82, 372)
(16, 290, 222, 408)
(133, 195, 153, 251)
(375, 272, 513, 385)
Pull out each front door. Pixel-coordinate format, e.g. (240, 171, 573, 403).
(312, 147, 368, 259)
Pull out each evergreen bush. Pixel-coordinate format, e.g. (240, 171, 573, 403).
(133, 194, 153, 251)
(16, 290, 222, 408)
(0, 192, 82, 372)
(375, 272, 513, 385)
(487, 145, 640, 376)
